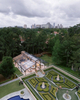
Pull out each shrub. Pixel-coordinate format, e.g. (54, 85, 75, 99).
(35, 77, 47, 82)
(46, 73, 53, 80)
(39, 92, 55, 100)
(65, 78, 76, 88)
(20, 91, 24, 94)
(78, 89, 80, 94)
(50, 86, 56, 98)
(28, 78, 38, 88)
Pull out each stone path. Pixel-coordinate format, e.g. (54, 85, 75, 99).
(0, 78, 19, 87)
(50, 65, 80, 82)
(37, 71, 45, 77)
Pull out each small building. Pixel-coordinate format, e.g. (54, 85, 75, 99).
(13, 51, 48, 75)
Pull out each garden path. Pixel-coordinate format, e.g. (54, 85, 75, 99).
(0, 78, 19, 87)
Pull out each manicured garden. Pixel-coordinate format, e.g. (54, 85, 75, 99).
(0, 80, 24, 98)
(40, 55, 80, 78)
(22, 67, 80, 100)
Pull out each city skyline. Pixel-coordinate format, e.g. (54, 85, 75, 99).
(0, 0, 80, 28)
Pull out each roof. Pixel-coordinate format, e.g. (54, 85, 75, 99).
(20, 60, 35, 70)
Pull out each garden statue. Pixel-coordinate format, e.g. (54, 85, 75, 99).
(63, 90, 71, 100)
(65, 90, 69, 99)
(57, 75, 59, 81)
(42, 82, 45, 89)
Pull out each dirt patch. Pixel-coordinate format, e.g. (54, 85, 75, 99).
(0, 74, 17, 83)
(0, 74, 7, 82)
(34, 52, 52, 57)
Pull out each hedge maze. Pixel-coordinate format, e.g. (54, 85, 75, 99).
(28, 77, 56, 100)
(39, 92, 55, 100)
(46, 70, 76, 89)
(23, 69, 77, 100)
(28, 78, 38, 88)
(50, 86, 56, 98)
(35, 77, 47, 83)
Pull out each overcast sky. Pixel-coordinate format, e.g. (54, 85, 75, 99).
(0, 0, 80, 28)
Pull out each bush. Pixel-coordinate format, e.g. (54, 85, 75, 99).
(46, 73, 53, 80)
(20, 91, 24, 94)
(65, 78, 76, 88)
(28, 78, 38, 88)
(56, 83, 69, 88)
(35, 77, 47, 82)
(78, 89, 80, 94)
(39, 92, 55, 100)
(50, 86, 56, 98)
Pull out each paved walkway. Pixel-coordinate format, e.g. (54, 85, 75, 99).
(0, 78, 19, 87)
(37, 71, 45, 77)
(0, 88, 33, 100)
(50, 65, 80, 82)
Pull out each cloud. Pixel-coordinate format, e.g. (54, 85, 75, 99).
(0, 0, 50, 17)
(0, 0, 80, 27)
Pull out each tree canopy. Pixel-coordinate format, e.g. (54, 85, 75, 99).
(0, 56, 15, 78)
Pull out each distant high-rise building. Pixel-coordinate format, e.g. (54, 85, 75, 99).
(36, 25, 41, 28)
(59, 24, 63, 28)
(57, 24, 60, 28)
(31, 24, 36, 29)
(53, 23, 55, 28)
(41, 22, 52, 28)
(24, 24, 27, 28)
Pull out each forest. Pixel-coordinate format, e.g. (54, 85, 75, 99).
(0, 24, 80, 72)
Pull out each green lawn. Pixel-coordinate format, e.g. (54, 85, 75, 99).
(0, 80, 24, 98)
(40, 55, 53, 65)
(40, 55, 80, 79)
(15, 67, 22, 76)
(57, 88, 78, 100)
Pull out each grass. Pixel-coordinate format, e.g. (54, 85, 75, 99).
(57, 88, 78, 100)
(40, 55, 53, 65)
(14, 67, 22, 76)
(40, 55, 80, 79)
(0, 80, 24, 98)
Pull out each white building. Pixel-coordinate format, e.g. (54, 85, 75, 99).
(24, 24, 27, 28)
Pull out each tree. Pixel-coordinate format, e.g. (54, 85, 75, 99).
(0, 56, 15, 78)
(68, 34, 80, 71)
(52, 39, 61, 64)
